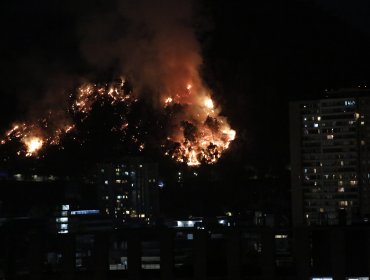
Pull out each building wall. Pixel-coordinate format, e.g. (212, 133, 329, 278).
(96, 157, 159, 224)
(290, 90, 370, 226)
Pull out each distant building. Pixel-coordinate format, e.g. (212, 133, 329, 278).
(290, 88, 370, 226)
(95, 157, 159, 225)
(54, 204, 112, 234)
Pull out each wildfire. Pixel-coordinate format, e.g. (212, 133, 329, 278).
(1, 79, 236, 165)
(204, 98, 214, 109)
(165, 97, 173, 105)
(163, 84, 236, 166)
(1, 121, 74, 157)
(23, 136, 43, 156)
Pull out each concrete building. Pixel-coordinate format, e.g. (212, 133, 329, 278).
(95, 157, 159, 225)
(290, 88, 370, 226)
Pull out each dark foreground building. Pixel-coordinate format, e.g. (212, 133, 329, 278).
(94, 157, 160, 225)
(2, 220, 370, 280)
(290, 88, 370, 226)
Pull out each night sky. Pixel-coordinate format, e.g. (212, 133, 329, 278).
(1, 0, 370, 171)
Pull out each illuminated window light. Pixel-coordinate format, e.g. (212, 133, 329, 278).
(275, 235, 288, 239)
(56, 217, 68, 223)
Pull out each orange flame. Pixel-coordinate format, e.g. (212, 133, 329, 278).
(164, 84, 236, 166)
(23, 136, 43, 156)
(1, 80, 236, 164)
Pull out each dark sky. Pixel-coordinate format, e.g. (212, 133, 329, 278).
(1, 0, 370, 170)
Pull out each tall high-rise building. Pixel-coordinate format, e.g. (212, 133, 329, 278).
(290, 89, 370, 226)
(94, 157, 159, 225)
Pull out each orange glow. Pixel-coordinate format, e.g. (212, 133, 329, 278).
(204, 98, 214, 109)
(164, 84, 236, 166)
(165, 97, 173, 104)
(1, 79, 236, 164)
(23, 136, 43, 156)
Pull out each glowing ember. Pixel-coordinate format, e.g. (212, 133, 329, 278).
(1, 79, 236, 164)
(1, 119, 75, 156)
(72, 83, 133, 117)
(204, 98, 214, 109)
(165, 97, 173, 105)
(163, 84, 236, 166)
(23, 136, 43, 156)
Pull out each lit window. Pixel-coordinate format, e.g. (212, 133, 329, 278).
(317, 116, 321, 121)
(105, 180, 109, 185)
(350, 180, 358, 186)
(60, 223, 68, 230)
(61, 211, 68, 217)
(339, 201, 348, 207)
(13, 174, 23, 181)
(314, 123, 319, 128)
(275, 235, 288, 239)
(345, 100, 356, 106)
(338, 187, 344, 192)
(327, 134, 334, 140)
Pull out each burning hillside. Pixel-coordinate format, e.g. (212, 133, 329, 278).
(0, 0, 236, 166)
(1, 79, 235, 165)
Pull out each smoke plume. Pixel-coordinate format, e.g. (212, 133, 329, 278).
(80, 0, 204, 103)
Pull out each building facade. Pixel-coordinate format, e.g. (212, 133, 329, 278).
(290, 89, 370, 226)
(95, 157, 159, 225)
